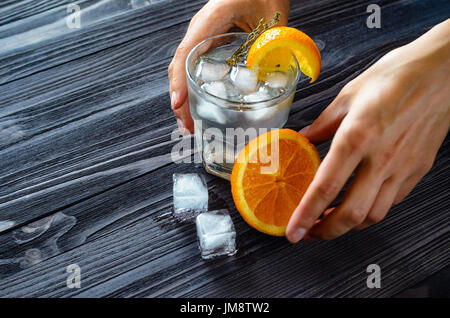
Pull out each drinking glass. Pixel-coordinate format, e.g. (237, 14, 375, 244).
(186, 33, 300, 180)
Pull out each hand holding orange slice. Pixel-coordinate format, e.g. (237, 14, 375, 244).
(231, 129, 320, 236)
(246, 26, 321, 83)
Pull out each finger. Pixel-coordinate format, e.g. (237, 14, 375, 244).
(285, 127, 362, 243)
(277, 2, 290, 26)
(173, 99, 194, 134)
(354, 177, 400, 230)
(302, 207, 335, 241)
(308, 161, 383, 240)
(168, 45, 188, 111)
(169, 6, 233, 111)
(299, 89, 349, 144)
(393, 173, 423, 204)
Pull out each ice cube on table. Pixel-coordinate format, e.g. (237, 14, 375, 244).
(265, 71, 289, 89)
(195, 57, 230, 82)
(173, 173, 208, 222)
(196, 209, 237, 259)
(230, 65, 258, 93)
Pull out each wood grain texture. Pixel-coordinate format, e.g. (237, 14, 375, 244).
(0, 0, 449, 297)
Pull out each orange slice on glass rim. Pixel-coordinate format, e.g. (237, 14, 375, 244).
(246, 26, 321, 83)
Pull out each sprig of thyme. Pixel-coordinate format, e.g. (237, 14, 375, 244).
(226, 12, 280, 66)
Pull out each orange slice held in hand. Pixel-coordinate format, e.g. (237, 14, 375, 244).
(231, 129, 320, 236)
(246, 26, 321, 83)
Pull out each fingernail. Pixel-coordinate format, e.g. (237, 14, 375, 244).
(291, 228, 306, 243)
(176, 119, 189, 136)
(299, 125, 310, 135)
(171, 91, 178, 110)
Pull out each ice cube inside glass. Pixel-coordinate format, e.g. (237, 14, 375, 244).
(186, 33, 301, 180)
(196, 209, 237, 259)
(173, 173, 208, 221)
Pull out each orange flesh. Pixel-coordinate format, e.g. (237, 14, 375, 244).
(246, 27, 322, 82)
(242, 139, 316, 226)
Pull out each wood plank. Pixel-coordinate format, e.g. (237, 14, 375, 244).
(0, 0, 78, 26)
(0, 0, 449, 297)
(0, 0, 203, 84)
(0, 156, 447, 297)
(1, 0, 448, 229)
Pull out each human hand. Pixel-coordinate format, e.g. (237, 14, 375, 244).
(168, 0, 290, 134)
(286, 19, 450, 242)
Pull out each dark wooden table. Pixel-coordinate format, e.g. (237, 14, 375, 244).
(0, 0, 448, 298)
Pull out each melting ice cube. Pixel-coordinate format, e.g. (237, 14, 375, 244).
(201, 81, 228, 99)
(243, 90, 272, 103)
(196, 209, 237, 259)
(196, 57, 230, 83)
(222, 79, 242, 101)
(173, 173, 208, 222)
(195, 99, 228, 125)
(245, 106, 278, 122)
(230, 65, 258, 93)
(265, 71, 289, 89)
(204, 46, 236, 61)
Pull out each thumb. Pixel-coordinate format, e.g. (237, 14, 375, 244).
(299, 96, 348, 144)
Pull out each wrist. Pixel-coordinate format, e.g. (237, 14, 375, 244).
(403, 19, 450, 71)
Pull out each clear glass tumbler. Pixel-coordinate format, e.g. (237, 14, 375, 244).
(186, 33, 300, 180)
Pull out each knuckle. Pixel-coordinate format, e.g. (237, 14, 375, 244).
(204, 6, 218, 20)
(190, 6, 206, 24)
(340, 80, 356, 97)
(379, 48, 402, 66)
(420, 159, 434, 175)
(379, 148, 396, 165)
(175, 43, 189, 57)
(333, 139, 349, 157)
(344, 123, 373, 153)
(316, 181, 341, 202)
(168, 62, 174, 78)
(191, 11, 199, 23)
(194, 3, 219, 25)
(345, 206, 366, 226)
(374, 147, 397, 173)
(366, 212, 385, 225)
